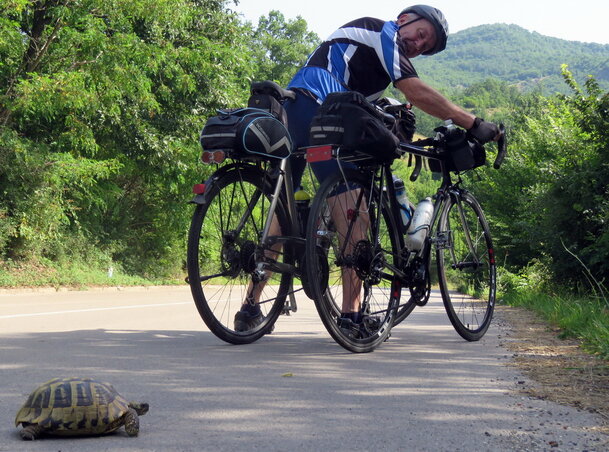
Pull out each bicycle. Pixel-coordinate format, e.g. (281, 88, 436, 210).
(303, 117, 507, 353)
(186, 81, 314, 345)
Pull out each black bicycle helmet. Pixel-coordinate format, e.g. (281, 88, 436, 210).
(398, 5, 448, 55)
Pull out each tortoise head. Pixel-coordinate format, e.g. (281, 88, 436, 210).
(129, 402, 149, 416)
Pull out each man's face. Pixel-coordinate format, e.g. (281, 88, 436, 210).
(397, 14, 437, 58)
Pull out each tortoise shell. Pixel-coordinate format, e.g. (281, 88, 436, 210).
(15, 377, 148, 439)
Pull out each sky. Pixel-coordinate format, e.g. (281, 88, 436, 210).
(233, 0, 609, 45)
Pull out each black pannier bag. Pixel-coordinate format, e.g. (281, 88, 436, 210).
(428, 125, 486, 172)
(375, 97, 417, 142)
(309, 91, 399, 162)
(200, 108, 292, 160)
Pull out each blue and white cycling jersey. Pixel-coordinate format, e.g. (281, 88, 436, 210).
(288, 17, 418, 102)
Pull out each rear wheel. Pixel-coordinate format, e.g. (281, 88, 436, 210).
(392, 196, 418, 326)
(187, 166, 293, 344)
(305, 169, 401, 353)
(436, 190, 495, 341)
(393, 296, 417, 326)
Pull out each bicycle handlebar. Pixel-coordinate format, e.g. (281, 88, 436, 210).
(250, 80, 296, 101)
(378, 99, 508, 173)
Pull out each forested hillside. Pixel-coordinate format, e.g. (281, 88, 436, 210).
(414, 24, 609, 94)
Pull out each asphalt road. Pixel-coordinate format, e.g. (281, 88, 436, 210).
(0, 286, 607, 451)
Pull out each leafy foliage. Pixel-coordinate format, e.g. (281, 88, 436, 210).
(474, 67, 609, 290)
(0, 0, 252, 277)
(247, 10, 319, 86)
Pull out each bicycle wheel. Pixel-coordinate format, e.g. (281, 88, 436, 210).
(393, 294, 417, 326)
(187, 165, 293, 344)
(305, 168, 401, 353)
(436, 190, 496, 341)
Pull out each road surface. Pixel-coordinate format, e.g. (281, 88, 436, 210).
(0, 286, 606, 451)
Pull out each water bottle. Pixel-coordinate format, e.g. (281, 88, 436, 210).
(295, 188, 311, 230)
(393, 176, 413, 228)
(405, 197, 434, 252)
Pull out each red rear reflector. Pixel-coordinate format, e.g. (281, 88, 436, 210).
(192, 184, 206, 194)
(306, 146, 333, 163)
(201, 150, 226, 164)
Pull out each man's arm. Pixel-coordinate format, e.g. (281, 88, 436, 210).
(395, 77, 475, 129)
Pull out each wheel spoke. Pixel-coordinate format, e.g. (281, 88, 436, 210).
(437, 191, 495, 341)
(305, 168, 401, 352)
(186, 167, 293, 344)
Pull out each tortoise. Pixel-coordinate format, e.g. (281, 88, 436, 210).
(15, 377, 149, 440)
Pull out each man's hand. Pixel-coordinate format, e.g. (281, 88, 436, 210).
(467, 117, 501, 143)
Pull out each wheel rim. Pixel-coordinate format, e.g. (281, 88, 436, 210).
(438, 193, 495, 337)
(307, 170, 401, 350)
(188, 168, 291, 340)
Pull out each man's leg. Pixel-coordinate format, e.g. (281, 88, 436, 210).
(234, 215, 282, 332)
(234, 92, 317, 332)
(327, 188, 369, 316)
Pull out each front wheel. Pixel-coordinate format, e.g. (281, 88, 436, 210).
(436, 190, 496, 341)
(187, 166, 293, 344)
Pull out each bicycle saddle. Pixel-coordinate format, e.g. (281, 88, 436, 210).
(250, 80, 296, 101)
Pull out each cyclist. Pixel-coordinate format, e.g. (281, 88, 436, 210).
(235, 4, 502, 334)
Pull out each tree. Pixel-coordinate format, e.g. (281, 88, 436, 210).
(474, 68, 609, 290)
(0, 0, 253, 276)
(248, 10, 319, 86)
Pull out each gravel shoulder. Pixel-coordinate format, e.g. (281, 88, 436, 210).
(494, 304, 609, 435)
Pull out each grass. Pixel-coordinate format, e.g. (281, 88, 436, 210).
(501, 288, 609, 360)
(0, 260, 183, 290)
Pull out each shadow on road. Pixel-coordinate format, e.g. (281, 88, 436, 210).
(1, 321, 531, 451)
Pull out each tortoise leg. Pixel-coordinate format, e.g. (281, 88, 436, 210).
(20, 424, 44, 440)
(123, 408, 140, 437)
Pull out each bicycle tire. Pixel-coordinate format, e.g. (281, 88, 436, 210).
(436, 190, 496, 341)
(393, 295, 417, 326)
(385, 191, 417, 327)
(305, 168, 401, 353)
(187, 165, 293, 344)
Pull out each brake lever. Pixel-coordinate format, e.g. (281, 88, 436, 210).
(410, 155, 422, 182)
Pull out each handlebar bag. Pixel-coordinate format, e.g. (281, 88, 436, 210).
(200, 108, 292, 160)
(445, 128, 486, 172)
(428, 127, 486, 172)
(309, 91, 399, 162)
(376, 97, 417, 142)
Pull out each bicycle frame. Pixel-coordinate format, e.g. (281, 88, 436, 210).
(261, 155, 311, 314)
(322, 139, 481, 306)
(399, 142, 478, 284)
(191, 152, 310, 317)
(260, 155, 302, 251)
